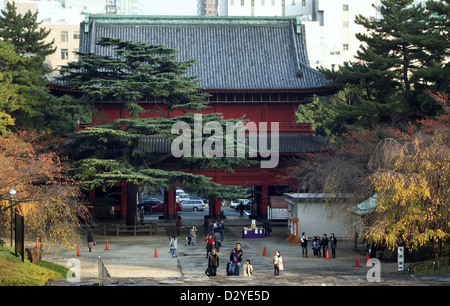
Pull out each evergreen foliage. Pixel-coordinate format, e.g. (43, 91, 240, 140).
(315, 0, 450, 135)
(60, 37, 255, 224)
(0, 2, 86, 135)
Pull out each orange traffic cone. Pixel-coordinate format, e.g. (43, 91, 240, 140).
(325, 249, 330, 260)
(105, 241, 109, 250)
(366, 252, 369, 263)
(354, 255, 361, 267)
(76, 246, 80, 257)
(262, 247, 266, 257)
(154, 248, 158, 258)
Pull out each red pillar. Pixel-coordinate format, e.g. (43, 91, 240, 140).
(164, 189, 176, 220)
(214, 198, 222, 219)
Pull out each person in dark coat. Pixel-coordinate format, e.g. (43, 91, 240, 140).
(238, 203, 244, 216)
(203, 217, 209, 235)
(208, 248, 219, 276)
(321, 234, 329, 258)
(87, 232, 94, 252)
(330, 233, 337, 258)
(213, 228, 222, 252)
(229, 243, 243, 275)
(263, 219, 272, 237)
(218, 220, 225, 242)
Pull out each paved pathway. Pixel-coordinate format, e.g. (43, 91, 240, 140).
(45, 219, 450, 286)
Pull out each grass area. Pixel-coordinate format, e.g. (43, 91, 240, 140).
(0, 244, 69, 286)
(408, 258, 450, 275)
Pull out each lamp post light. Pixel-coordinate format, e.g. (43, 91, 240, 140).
(9, 189, 16, 247)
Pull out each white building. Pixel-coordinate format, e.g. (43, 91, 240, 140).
(216, 0, 381, 70)
(284, 193, 361, 240)
(2, 0, 145, 78)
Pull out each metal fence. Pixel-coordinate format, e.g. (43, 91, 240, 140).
(408, 258, 450, 275)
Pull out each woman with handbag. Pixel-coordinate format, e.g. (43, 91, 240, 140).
(273, 251, 284, 276)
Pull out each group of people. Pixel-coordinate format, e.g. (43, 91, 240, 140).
(206, 242, 254, 277)
(300, 232, 337, 258)
(202, 220, 254, 277)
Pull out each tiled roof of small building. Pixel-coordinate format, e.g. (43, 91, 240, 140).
(140, 133, 327, 154)
(80, 15, 328, 92)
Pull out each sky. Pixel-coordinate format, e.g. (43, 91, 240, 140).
(142, 0, 198, 15)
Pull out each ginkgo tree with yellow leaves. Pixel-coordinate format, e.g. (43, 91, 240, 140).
(289, 90, 449, 257)
(366, 128, 449, 255)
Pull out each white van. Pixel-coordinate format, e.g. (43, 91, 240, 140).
(176, 190, 189, 202)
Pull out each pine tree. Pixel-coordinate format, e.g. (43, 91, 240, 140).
(355, 0, 449, 117)
(0, 2, 86, 136)
(60, 37, 255, 225)
(0, 2, 55, 59)
(320, 0, 450, 133)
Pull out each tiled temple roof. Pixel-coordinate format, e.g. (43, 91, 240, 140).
(80, 15, 329, 92)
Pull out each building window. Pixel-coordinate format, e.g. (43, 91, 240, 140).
(61, 48, 69, 60)
(272, 0, 275, 5)
(343, 4, 349, 11)
(73, 31, 80, 40)
(61, 31, 68, 42)
(343, 44, 349, 51)
(261, 0, 265, 5)
(343, 21, 349, 28)
(241, 0, 244, 6)
(302, 0, 306, 6)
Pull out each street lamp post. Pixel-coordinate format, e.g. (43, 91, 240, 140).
(9, 189, 16, 247)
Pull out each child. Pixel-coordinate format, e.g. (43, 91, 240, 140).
(169, 235, 177, 258)
(243, 259, 254, 277)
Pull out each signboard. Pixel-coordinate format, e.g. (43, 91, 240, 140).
(15, 213, 24, 262)
(398, 246, 404, 271)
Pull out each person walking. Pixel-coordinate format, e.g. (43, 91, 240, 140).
(213, 228, 222, 252)
(330, 233, 337, 258)
(219, 220, 225, 242)
(273, 251, 283, 276)
(229, 243, 243, 276)
(321, 234, 329, 258)
(189, 226, 197, 246)
(176, 217, 182, 236)
(262, 219, 272, 237)
(208, 248, 219, 276)
(203, 217, 209, 236)
(87, 231, 94, 252)
(317, 235, 321, 257)
(169, 235, 177, 258)
(242, 259, 253, 277)
(301, 232, 308, 258)
(205, 234, 214, 258)
(312, 236, 319, 258)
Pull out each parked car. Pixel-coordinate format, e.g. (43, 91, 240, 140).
(152, 202, 183, 213)
(137, 198, 162, 214)
(180, 199, 205, 211)
(230, 199, 252, 209)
